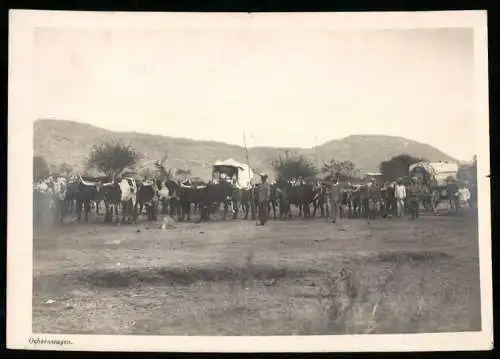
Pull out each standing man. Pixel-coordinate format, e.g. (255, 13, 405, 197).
(317, 181, 329, 218)
(408, 177, 421, 220)
(458, 181, 471, 213)
(386, 181, 396, 216)
(149, 178, 159, 222)
(469, 180, 477, 211)
(394, 178, 406, 217)
(367, 181, 381, 220)
(258, 173, 271, 226)
(329, 178, 342, 223)
(447, 177, 460, 213)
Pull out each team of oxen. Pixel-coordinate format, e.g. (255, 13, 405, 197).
(33, 174, 400, 225)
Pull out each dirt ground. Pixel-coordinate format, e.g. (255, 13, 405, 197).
(33, 208, 481, 335)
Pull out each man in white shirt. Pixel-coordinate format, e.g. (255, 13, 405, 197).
(394, 179, 406, 217)
(457, 183, 471, 211)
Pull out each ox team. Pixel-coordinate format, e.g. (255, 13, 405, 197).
(33, 161, 475, 227)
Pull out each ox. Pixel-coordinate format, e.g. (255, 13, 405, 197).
(136, 180, 159, 222)
(74, 176, 104, 222)
(45, 175, 102, 224)
(163, 179, 233, 222)
(239, 186, 258, 220)
(274, 180, 317, 219)
(101, 180, 122, 223)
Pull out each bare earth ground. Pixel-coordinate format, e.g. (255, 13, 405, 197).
(33, 209, 481, 335)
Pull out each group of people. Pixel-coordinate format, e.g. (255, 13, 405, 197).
(254, 172, 350, 226)
(254, 172, 477, 226)
(33, 167, 477, 229)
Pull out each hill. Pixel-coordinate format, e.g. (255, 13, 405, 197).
(33, 119, 456, 179)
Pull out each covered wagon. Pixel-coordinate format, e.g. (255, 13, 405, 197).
(211, 158, 260, 219)
(212, 158, 259, 189)
(409, 161, 459, 211)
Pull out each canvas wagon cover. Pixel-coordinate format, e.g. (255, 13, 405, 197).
(213, 158, 245, 169)
(213, 158, 258, 188)
(409, 161, 459, 187)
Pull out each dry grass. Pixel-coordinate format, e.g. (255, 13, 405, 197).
(33, 211, 481, 335)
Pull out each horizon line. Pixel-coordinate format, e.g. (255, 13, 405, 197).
(34, 118, 462, 160)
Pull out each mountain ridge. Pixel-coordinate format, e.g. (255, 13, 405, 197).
(34, 119, 457, 179)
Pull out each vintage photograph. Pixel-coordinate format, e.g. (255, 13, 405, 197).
(8, 10, 492, 352)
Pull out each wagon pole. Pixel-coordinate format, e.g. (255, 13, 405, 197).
(243, 132, 253, 185)
(243, 132, 258, 224)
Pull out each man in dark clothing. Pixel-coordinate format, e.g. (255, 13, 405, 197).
(386, 182, 396, 215)
(340, 184, 351, 219)
(258, 173, 271, 225)
(408, 177, 421, 220)
(447, 177, 460, 213)
(329, 180, 342, 223)
(366, 182, 381, 220)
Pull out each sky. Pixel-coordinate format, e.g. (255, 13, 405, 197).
(35, 26, 476, 161)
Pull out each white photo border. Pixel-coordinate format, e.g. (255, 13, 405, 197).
(7, 9, 492, 352)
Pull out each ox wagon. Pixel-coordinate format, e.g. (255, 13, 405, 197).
(409, 161, 459, 212)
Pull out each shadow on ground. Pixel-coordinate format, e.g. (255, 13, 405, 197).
(363, 250, 453, 264)
(35, 264, 323, 290)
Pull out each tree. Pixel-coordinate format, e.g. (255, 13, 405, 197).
(59, 162, 73, 175)
(379, 154, 424, 182)
(87, 141, 139, 178)
(271, 151, 317, 182)
(33, 156, 50, 182)
(321, 159, 356, 181)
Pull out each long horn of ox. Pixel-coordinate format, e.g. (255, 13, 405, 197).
(116, 167, 128, 180)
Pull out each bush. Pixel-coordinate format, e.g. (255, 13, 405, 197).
(271, 151, 317, 182)
(379, 154, 424, 182)
(87, 142, 139, 178)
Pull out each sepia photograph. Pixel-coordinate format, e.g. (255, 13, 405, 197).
(8, 10, 492, 352)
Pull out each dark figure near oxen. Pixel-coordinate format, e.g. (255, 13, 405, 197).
(274, 185, 292, 220)
(161, 179, 233, 222)
(238, 186, 257, 220)
(76, 178, 102, 222)
(136, 180, 159, 222)
(366, 184, 382, 220)
(269, 180, 320, 220)
(101, 181, 122, 223)
(199, 181, 234, 221)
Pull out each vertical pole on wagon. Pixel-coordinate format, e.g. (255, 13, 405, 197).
(243, 132, 257, 223)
